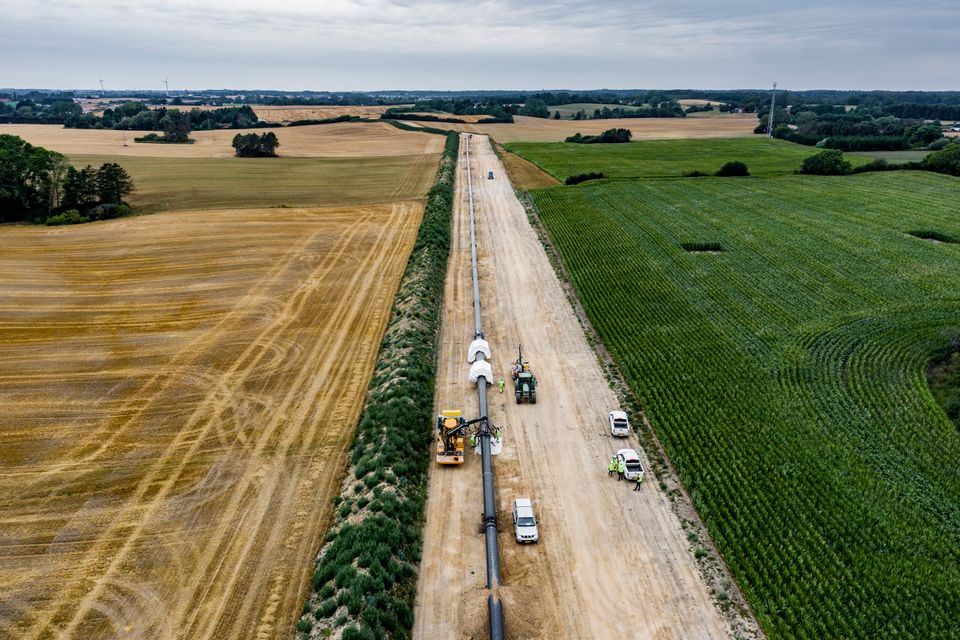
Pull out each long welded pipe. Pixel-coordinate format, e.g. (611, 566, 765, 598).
(464, 135, 505, 640)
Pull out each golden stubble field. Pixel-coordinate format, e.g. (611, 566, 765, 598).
(0, 204, 423, 639)
(416, 114, 757, 142)
(0, 121, 442, 158)
(0, 122, 442, 639)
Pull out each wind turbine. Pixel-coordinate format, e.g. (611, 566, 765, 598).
(99, 76, 105, 98)
(162, 78, 169, 97)
(767, 81, 777, 137)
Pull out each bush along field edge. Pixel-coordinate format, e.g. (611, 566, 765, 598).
(293, 133, 458, 640)
(515, 188, 765, 640)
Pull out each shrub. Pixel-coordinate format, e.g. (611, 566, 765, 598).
(565, 172, 605, 185)
(565, 128, 632, 144)
(799, 149, 851, 175)
(296, 618, 312, 633)
(232, 132, 280, 157)
(681, 170, 710, 177)
(715, 161, 749, 177)
(926, 137, 951, 151)
(923, 143, 960, 177)
(317, 597, 337, 618)
(45, 209, 85, 226)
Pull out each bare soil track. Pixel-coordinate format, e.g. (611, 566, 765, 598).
(414, 135, 731, 639)
(0, 204, 422, 639)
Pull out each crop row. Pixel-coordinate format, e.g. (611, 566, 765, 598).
(294, 133, 459, 640)
(531, 172, 960, 639)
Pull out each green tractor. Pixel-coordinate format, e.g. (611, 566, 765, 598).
(511, 345, 537, 404)
(514, 371, 537, 404)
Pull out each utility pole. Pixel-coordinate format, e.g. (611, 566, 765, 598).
(767, 82, 777, 137)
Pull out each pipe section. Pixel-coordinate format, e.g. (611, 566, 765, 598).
(464, 135, 505, 640)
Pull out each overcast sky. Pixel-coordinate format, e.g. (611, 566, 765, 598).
(3, 0, 957, 92)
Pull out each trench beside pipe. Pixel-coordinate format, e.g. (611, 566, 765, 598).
(465, 136, 505, 640)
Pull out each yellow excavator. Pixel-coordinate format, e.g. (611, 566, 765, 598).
(436, 410, 490, 465)
(436, 410, 467, 464)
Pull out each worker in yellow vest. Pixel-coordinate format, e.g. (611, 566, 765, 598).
(633, 471, 643, 491)
(617, 459, 626, 481)
(607, 456, 617, 477)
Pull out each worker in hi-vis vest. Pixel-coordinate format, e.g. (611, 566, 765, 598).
(634, 472, 643, 491)
(608, 456, 617, 477)
(617, 459, 626, 481)
(498, 378, 505, 393)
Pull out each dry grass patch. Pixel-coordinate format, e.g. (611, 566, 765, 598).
(66, 152, 440, 214)
(494, 142, 561, 189)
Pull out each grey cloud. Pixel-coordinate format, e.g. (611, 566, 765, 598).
(1, 0, 957, 90)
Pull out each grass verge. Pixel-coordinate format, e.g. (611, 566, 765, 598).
(293, 133, 458, 640)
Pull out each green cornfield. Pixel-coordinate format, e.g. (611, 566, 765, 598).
(508, 137, 872, 179)
(531, 171, 960, 639)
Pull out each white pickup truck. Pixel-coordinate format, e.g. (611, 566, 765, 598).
(512, 498, 539, 543)
(609, 410, 630, 437)
(616, 448, 645, 482)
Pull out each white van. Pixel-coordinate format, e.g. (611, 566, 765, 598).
(512, 498, 539, 543)
(616, 449, 645, 481)
(609, 410, 630, 437)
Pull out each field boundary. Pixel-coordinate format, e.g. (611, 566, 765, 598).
(517, 187, 765, 640)
(293, 133, 459, 639)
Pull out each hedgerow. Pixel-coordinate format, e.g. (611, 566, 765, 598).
(295, 132, 458, 640)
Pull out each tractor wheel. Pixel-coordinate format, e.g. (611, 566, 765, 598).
(531, 392, 537, 404)
(515, 392, 522, 404)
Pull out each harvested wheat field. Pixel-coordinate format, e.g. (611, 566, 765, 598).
(400, 112, 493, 123)
(64, 152, 441, 214)
(413, 114, 756, 142)
(0, 121, 442, 158)
(251, 105, 398, 122)
(0, 203, 423, 639)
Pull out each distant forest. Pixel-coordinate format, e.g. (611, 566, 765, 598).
(3, 89, 959, 148)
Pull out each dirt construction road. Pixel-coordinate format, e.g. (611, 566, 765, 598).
(414, 135, 730, 639)
(0, 205, 421, 639)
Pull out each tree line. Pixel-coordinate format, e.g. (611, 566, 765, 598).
(799, 143, 960, 177)
(0, 95, 82, 123)
(758, 105, 953, 151)
(64, 102, 262, 130)
(0, 135, 134, 224)
(563, 102, 686, 120)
